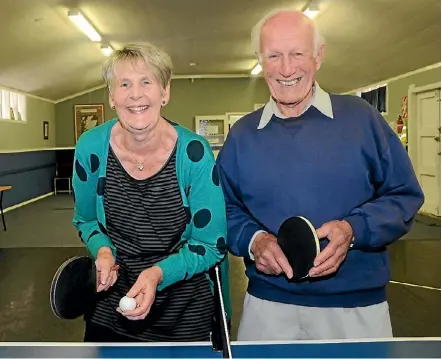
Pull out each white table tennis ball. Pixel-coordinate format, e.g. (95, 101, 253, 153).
(119, 296, 137, 311)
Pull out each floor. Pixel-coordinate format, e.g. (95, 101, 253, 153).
(0, 194, 440, 342)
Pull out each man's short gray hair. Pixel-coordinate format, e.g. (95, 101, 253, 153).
(251, 8, 325, 61)
(102, 43, 173, 92)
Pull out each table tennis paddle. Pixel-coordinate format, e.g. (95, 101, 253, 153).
(277, 216, 320, 281)
(50, 256, 119, 319)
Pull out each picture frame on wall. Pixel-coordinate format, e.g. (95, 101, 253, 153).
(74, 104, 105, 142)
(43, 121, 49, 140)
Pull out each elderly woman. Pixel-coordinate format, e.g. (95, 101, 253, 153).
(72, 43, 229, 342)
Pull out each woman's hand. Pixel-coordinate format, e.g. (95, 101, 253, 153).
(117, 266, 163, 320)
(95, 247, 119, 292)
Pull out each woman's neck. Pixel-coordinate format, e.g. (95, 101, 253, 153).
(120, 118, 166, 156)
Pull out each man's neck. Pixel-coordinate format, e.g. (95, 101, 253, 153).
(275, 83, 315, 118)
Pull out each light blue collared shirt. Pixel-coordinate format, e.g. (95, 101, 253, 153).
(257, 82, 334, 129)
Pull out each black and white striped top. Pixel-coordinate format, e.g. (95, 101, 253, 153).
(88, 144, 214, 341)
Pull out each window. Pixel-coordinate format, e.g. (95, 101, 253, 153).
(0, 89, 26, 121)
(356, 84, 387, 114)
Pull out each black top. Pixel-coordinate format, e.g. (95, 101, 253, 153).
(87, 144, 214, 341)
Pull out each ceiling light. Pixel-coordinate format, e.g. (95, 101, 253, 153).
(304, 0, 320, 19)
(100, 44, 113, 56)
(304, 7, 319, 19)
(68, 9, 101, 42)
(251, 63, 262, 75)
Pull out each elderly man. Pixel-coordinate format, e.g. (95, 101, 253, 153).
(216, 9, 424, 340)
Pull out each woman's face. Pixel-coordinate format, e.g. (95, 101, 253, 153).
(109, 59, 170, 134)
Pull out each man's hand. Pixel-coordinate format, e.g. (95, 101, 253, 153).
(309, 220, 353, 277)
(251, 232, 293, 279)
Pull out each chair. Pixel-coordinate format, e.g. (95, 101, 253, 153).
(0, 186, 12, 231)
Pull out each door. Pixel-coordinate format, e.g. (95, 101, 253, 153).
(416, 88, 441, 216)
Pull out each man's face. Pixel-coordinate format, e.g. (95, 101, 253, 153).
(260, 13, 324, 109)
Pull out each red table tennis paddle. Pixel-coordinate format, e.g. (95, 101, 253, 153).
(50, 256, 119, 319)
(277, 216, 320, 281)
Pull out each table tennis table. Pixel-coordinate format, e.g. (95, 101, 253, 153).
(0, 338, 439, 358)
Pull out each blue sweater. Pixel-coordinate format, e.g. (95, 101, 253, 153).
(216, 94, 424, 308)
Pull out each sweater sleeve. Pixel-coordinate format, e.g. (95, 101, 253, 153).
(216, 132, 266, 259)
(72, 141, 116, 259)
(344, 113, 424, 249)
(156, 139, 227, 290)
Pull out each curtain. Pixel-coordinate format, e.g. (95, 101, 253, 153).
(361, 86, 386, 113)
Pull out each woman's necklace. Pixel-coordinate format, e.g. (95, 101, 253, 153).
(125, 141, 146, 171)
(130, 151, 145, 171)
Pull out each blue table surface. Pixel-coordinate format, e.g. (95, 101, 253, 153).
(0, 339, 440, 358)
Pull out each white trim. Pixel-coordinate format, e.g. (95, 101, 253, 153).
(0, 84, 54, 103)
(389, 280, 441, 291)
(0, 337, 439, 346)
(343, 62, 441, 94)
(233, 337, 441, 345)
(53, 74, 261, 103)
(0, 118, 27, 124)
(53, 84, 108, 104)
(0, 147, 75, 154)
(172, 74, 252, 80)
(409, 82, 442, 94)
(3, 192, 54, 213)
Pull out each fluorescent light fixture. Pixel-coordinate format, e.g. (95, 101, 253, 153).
(100, 44, 113, 56)
(68, 9, 101, 42)
(251, 63, 262, 75)
(304, 1, 320, 19)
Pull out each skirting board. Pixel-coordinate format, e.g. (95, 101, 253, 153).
(3, 192, 54, 213)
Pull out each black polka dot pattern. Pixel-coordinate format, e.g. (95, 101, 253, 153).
(75, 160, 87, 182)
(98, 222, 108, 236)
(216, 237, 228, 254)
(185, 185, 191, 197)
(90, 154, 100, 173)
(88, 230, 100, 242)
(212, 165, 219, 186)
(186, 140, 204, 162)
(97, 177, 106, 196)
(78, 231, 83, 241)
(193, 209, 211, 228)
(184, 206, 191, 224)
(189, 244, 206, 256)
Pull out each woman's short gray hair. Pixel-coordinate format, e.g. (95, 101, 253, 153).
(102, 43, 173, 92)
(251, 8, 325, 61)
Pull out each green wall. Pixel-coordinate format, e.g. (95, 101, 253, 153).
(384, 67, 440, 125)
(0, 96, 56, 152)
(55, 88, 114, 148)
(54, 77, 270, 147)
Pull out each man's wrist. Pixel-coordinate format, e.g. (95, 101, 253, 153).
(249, 230, 267, 260)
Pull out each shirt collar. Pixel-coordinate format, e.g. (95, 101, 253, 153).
(257, 82, 334, 130)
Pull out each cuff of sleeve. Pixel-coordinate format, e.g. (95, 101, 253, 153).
(248, 230, 267, 260)
(344, 214, 368, 249)
(155, 257, 182, 291)
(240, 223, 266, 259)
(87, 234, 116, 259)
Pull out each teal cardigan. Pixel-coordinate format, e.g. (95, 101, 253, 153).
(72, 118, 231, 317)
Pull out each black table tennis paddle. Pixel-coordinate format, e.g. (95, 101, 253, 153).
(50, 256, 119, 319)
(277, 216, 319, 281)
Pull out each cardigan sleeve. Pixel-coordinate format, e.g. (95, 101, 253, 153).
(156, 138, 227, 290)
(72, 140, 116, 259)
